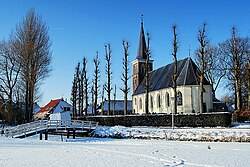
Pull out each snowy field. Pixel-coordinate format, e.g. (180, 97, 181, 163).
(0, 135, 249, 167)
(1, 124, 250, 167)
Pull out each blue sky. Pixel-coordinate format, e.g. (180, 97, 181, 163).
(1, 0, 250, 106)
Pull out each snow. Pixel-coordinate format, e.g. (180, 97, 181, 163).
(92, 124, 250, 142)
(0, 135, 250, 167)
(1, 124, 250, 167)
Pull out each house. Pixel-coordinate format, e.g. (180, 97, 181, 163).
(132, 20, 213, 114)
(34, 98, 72, 121)
(98, 100, 133, 115)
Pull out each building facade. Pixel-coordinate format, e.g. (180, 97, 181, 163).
(132, 21, 213, 114)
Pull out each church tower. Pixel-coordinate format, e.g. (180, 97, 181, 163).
(132, 17, 153, 93)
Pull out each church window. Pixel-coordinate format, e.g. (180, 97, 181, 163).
(134, 98, 137, 105)
(177, 91, 183, 106)
(157, 94, 161, 108)
(150, 96, 154, 109)
(165, 93, 170, 107)
(139, 98, 142, 109)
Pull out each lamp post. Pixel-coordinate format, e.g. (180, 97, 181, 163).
(170, 96, 175, 130)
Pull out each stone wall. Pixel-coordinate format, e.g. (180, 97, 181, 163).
(77, 112, 232, 127)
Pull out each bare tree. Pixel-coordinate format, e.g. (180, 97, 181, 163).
(196, 23, 209, 113)
(205, 45, 226, 98)
(13, 9, 52, 121)
(93, 52, 100, 115)
(120, 40, 130, 115)
(71, 73, 77, 117)
(76, 62, 81, 117)
(105, 44, 112, 115)
(101, 84, 105, 115)
(91, 84, 94, 115)
(0, 40, 20, 124)
(171, 25, 179, 114)
(113, 85, 116, 115)
(246, 51, 250, 110)
(219, 26, 249, 111)
(142, 33, 151, 114)
(82, 57, 89, 116)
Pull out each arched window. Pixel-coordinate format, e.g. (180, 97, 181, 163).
(157, 94, 161, 108)
(134, 98, 137, 105)
(150, 96, 154, 109)
(177, 91, 183, 106)
(165, 93, 170, 107)
(139, 98, 142, 109)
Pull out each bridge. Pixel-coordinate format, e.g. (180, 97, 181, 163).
(4, 120, 98, 139)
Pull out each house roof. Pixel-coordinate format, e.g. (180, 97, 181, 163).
(99, 100, 133, 111)
(133, 57, 210, 95)
(36, 99, 62, 115)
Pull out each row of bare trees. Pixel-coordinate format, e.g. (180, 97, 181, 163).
(142, 23, 250, 114)
(195, 24, 250, 112)
(71, 41, 130, 116)
(0, 9, 52, 124)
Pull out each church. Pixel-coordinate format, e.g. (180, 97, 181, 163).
(132, 21, 213, 114)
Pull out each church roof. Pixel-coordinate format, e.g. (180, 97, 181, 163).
(136, 22, 147, 59)
(133, 57, 210, 95)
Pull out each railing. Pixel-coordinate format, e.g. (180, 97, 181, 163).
(4, 120, 98, 138)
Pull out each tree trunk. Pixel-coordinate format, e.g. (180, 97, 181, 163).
(124, 93, 127, 115)
(145, 89, 149, 114)
(235, 79, 241, 110)
(199, 78, 204, 113)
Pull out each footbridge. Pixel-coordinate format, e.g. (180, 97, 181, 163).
(4, 120, 98, 138)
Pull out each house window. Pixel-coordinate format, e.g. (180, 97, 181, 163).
(63, 107, 70, 111)
(165, 93, 170, 107)
(157, 94, 161, 108)
(139, 98, 142, 109)
(150, 96, 154, 109)
(177, 91, 183, 106)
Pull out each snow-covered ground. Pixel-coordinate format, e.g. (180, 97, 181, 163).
(92, 125, 250, 142)
(1, 123, 250, 167)
(0, 135, 249, 167)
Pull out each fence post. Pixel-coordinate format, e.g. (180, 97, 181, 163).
(73, 130, 75, 139)
(45, 131, 48, 140)
(67, 130, 70, 139)
(40, 133, 42, 140)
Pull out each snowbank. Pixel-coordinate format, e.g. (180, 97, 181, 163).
(92, 124, 250, 142)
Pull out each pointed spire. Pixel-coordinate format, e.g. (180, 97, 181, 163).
(136, 14, 147, 59)
(188, 44, 191, 57)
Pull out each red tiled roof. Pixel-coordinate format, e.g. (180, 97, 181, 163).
(36, 99, 62, 115)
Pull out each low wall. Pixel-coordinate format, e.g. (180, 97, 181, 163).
(77, 112, 232, 127)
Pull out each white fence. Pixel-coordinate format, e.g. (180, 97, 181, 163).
(4, 120, 98, 138)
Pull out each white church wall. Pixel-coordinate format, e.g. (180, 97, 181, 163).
(191, 86, 200, 113)
(132, 84, 213, 114)
(203, 85, 213, 111)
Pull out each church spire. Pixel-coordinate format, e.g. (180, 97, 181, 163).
(136, 14, 147, 59)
